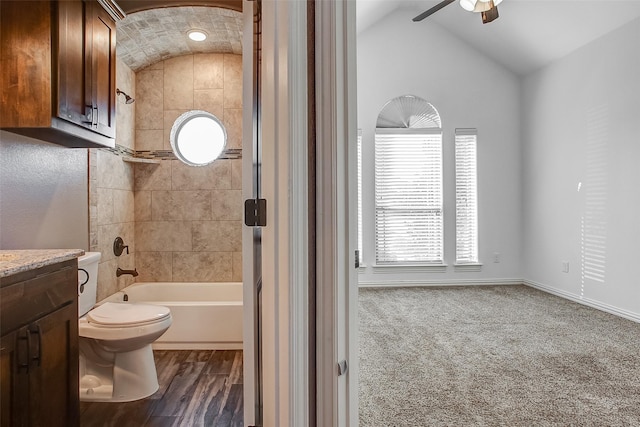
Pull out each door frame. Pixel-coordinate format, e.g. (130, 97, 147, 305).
(244, 0, 358, 425)
(315, 0, 359, 426)
(243, 0, 312, 425)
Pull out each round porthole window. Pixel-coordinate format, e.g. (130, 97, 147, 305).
(170, 110, 227, 166)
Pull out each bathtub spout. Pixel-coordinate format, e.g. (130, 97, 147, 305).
(116, 268, 139, 277)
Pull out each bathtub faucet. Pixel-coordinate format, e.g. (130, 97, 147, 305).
(116, 267, 139, 277)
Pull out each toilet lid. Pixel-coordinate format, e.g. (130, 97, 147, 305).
(87, 302, 170, 326)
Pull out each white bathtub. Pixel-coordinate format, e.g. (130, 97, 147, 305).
(102, 282, 243, 350)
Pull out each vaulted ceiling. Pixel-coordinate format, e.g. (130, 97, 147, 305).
(358, 0, 640, 76)
(115, 0, 640, 76)
(116, 6, 243, 71)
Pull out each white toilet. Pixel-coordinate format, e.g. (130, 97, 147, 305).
(77, 252, 172, 402)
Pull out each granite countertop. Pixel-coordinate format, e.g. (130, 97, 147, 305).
(0, 249, 85, 279)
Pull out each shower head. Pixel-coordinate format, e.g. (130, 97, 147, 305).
(116, 88, 135, 104)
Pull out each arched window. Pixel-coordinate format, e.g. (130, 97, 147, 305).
(375, 95, 443, 264)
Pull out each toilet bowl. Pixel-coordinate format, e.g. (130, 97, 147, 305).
(77, 252, 172, 402)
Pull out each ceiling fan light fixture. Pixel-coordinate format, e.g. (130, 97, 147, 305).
(481, 4, 500, 24)
(459, 0, 502, 23)
(460, 0, 477, 12)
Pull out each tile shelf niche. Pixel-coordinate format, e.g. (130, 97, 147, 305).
(122, 157, 161, 164)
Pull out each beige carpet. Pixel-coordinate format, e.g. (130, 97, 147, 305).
(359, 285, 640, 426)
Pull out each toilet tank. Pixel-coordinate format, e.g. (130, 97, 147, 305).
(78, 252, 102, 317)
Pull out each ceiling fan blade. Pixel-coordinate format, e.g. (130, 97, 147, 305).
(412, 0, 456, 22)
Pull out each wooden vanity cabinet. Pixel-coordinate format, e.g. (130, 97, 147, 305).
(0, 259, 80, 427)
(0, 0, 118, 148)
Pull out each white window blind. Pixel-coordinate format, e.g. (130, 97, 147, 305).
(455, 129, 478, 264)
(357, 130, 363, 265)
(375, 128, 443, 264)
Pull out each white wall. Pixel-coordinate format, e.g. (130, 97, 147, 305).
(357, 9, 522, 285)
(522, 18, 640, 320)
(0, 131, 89, 250)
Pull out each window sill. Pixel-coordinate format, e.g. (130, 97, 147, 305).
(372, 264, 448, 274)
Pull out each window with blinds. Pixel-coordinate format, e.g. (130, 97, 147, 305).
(375, 128, 443, 264)
(455, 129, 479, 264)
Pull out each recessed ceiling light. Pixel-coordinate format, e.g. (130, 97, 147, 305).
(188, 30, 207, 42)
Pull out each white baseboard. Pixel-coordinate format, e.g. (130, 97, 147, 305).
(358, 278, 640, 324)
(524, 280, 640, 324)
(358, 278, 523, 288)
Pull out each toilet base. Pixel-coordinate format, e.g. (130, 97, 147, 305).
(80, 343, 159, 402)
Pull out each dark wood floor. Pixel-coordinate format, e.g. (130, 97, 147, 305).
(80, 350, 243, 427)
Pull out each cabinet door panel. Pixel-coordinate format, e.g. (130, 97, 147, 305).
(0, 0, 52, 128)
(27, 304, 79, 427)
(57, 0, 89, 127)
(1, 329, 28, 427)
(87, 0, 116, 138)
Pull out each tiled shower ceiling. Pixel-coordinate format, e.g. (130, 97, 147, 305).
(116, 6, 243, 72)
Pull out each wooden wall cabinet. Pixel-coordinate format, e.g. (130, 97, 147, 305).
(0, 260, 80, 427)
(0, 0, 120, 149)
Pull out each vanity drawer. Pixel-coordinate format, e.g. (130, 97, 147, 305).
(0, 260, 77, 336)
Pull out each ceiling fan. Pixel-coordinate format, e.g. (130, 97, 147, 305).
(413, 0, 503, 24)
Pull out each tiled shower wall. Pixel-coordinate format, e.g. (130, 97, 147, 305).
(90, 58, 137, 301)
(133, 53, 243, 282)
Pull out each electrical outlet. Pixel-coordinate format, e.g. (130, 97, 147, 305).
(562, 261, 569, 273)
(493, 252, 500, 263)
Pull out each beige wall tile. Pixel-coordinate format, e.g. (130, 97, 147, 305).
(172, 252, 232, 282)
(97, 188, 114, 225)
(232, 251, 242, 282)
(122, 221, 136, 255)
(171, 159, 231, 190)
(136, 69, 164, 130)
(97, 150, 134, 190)
(135, 191, 152, 221)
(163, 110, 189, 150)
(136, 220, 192, 252)
(164, 56, 194, 110)
(151, 190, 212, 220)
(95, 225, 115, 262)
(231, 159, 242, 190)
(97, 259, 118, 301)
(89, 232, 98, 252)
(194, 89, 224, 118)
(116, 58, 136, 150)
(98, 220, 131, 263)
(113, 189, 135, 223)
(136, 251, 173, 282)
(211, 189, 242, 221)
(134, 161, 172, 191)
(223, 108, 242, 149)
(223, 54, 242, 109)
(112, 53, 246, 285)
(194, 53, 224, 89)
(136, 129, 164, 151)
(192, 220, 241, 252)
